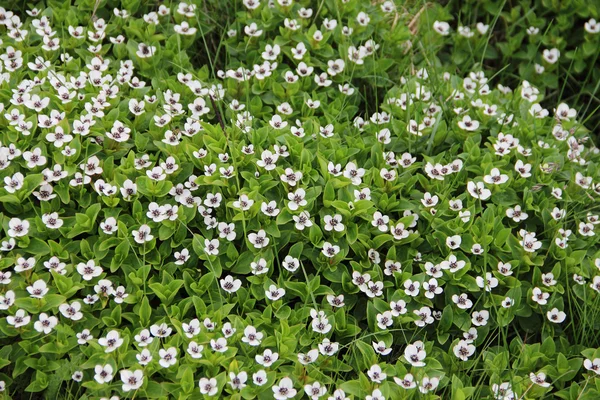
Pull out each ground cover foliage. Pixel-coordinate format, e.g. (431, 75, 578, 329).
(0, 0, 600, 399)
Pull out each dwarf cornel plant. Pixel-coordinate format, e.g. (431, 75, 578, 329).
(0, 1, 600, 400)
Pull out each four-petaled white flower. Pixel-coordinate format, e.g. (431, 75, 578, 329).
(120, 369, 144, 392)
(132, 224, 153, 244)
(248, 230, 269, 248)
(404, 341, 426, 367)
(273, 377, 297, 400)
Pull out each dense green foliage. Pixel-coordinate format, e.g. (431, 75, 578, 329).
(0, 1, 599, 400)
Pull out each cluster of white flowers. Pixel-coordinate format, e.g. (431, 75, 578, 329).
(1, 0, 600, 399)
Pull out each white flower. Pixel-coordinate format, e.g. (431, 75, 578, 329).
(585, 18, 600, 34)
(15, 257, 36, 273)
(579, 222, 595, 237)
(394, 374, 417, 389)
(433, 21, 450, 35)
(269, 114, 288, 130)
(529, 103, 549, 118)
(590, 276, 600, 293)
(366, 388, 385, 400)
(343, 162, 365, 185)
(514, 160, 532, 178)
(72, 371, 83, 382)
(373, 341, 392, 356)
(467, 181, 491, 200)
(159, 347, 177, 368)
(147, 166, 166, 181)
(421, 192, 438, 207)
(0, 291, 15, 310)
(318, 338, 339, 356)
(458, 26, 474, 37)
(96, 216, 118, 235)
(265, 285, 285, 301)
(181, 318, 201, 338)
(4, 172, 24, 193)
(404, 279, 420, 297)
(77, 329, 93, 345)
(281, 168, 302, 186)
(134, 329, 153, 346)
(256, 348, 279, 367)
(321, 214, 343, 232)
(547, 308, 566, 323)
(94, 364, 114, 384)
(419, 376, 439, 394)
(575, 172, 592, 189)
(187, 341, 204, 359)
(376, 311, 394, 330)
(414, 306, 434, 327)
(472, 310, 489, 326)
(371, 211, 389, 232)
(33, 313, 57, 334)
(59, 301, 83, 321)
(502, 297, 514, 308)
(76, 260, 102, 280)
(229, 371, 248, 391)
(8, 218, 29, 237)
(322, 242, 340, 258)
(293, 211, 313, 230)
(555, 103, 576, 120)
(132, 224, 153, 243)
(463, 328, 478, 343)
(204, 238, 219, 255)
(7, 309, 31, 328)
(384, 260, 402, 276)
(248, 229, 269, 249)
(446, 235, 462, 250)
(304, 381, 327, 400)
(120, 370, 144, 392)
(251, 258, 269, 275)
(174, 21, 197, 35)
(136, 42, 156, 58)
(477, 22, 490, 34)
(404, 342, 426, 367)
(458, 115, 479, 131)
(543, 48, 560, 64)
(174, 248, 190, 265)
(220, 275, 242, 293)
(288, 188, 307, 210)
(242, 325, 263, 346)
(218, 222, 236, 241)
(134, 348, 152, 365)
(520, 231, 542, 252)
(484, 168, 509, 184)
(584, 358, 600, 374)
(27, 280, 49, 298)
(506, 205, 528, 222)
(530, 372, 551, 387)
(98, 330, 124, 352)
(453, 340, 476, 361)
(150, 322, 172, 337)
(282, 256, 299, 272)
(476, 272, 498, 291)
(41, 212, 63, 229)
(452, 294, 473, 309)
(244, 22, 263, 37)
(273, 377, 297, 399)
(423, 278, 443, 298)
(23, 148, 47, 168)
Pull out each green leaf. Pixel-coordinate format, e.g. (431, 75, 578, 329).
(181, 366, 195, 394)
(308, 224, 323, 246)
(323, 180, 335, 207)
